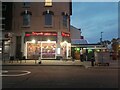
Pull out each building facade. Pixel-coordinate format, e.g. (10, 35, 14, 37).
(6, 2, 72, 60)
(70, 25, 88, 45)
(1, 2, 13, 60)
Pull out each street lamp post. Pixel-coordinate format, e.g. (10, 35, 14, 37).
(100, 32, 103, 64)
(100, 32, 103, 44)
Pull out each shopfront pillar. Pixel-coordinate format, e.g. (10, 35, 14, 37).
(10, 35, 16, 57)
(21, 32, 25, 57)
(57, 32, 62, 58)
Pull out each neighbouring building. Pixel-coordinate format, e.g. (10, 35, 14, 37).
(1, 2, 13, 60)
(1, 2, 109, 62)
(2, 1, 72, 60)
(70, 25, 107, 61)
(70, 25, 88, 45)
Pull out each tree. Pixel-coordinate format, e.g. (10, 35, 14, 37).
(97, 40, 111, 47)
(111, 38, 119, 60)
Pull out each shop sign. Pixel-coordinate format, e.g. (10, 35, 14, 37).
(25, 32, 57, 37)
(61, 32, 70, 37)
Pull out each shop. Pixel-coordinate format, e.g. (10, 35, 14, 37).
(25, 41, 56, 59)
(60, 41, 71, 59)
(71, 44, 107, 61)
(61, 32, 71, 59)
(23, 32, 71, 60)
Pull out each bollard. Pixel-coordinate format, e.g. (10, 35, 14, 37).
(38, 56, 41, 64)
(91, 56, 95, 66)
(91, 61, 94, 66)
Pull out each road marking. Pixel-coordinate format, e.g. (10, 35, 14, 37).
(0, 71, 31, 77)
(0, 70, 8, 75)
(2, 70, 8, 73)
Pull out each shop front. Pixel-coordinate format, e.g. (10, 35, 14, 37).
(26, 41, 56, 59)
(24, 32, 57, 59)
(61, 32, 71, 59)
(23, 32, 71, 60)
(71, 44, 107, 61)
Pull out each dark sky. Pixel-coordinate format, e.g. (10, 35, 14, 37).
(71, 2, 118, 43)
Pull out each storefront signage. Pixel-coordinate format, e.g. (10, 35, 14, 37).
(25, 32, 57, 37)
(61, 32, 70, 37)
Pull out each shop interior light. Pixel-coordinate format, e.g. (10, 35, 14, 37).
(88, 49, 92, 53)
(32, 39, 36, 43)
(47, 39, 51, 42)
(96, 49, 100, 52)
(57, 48, 60, 54)
(64, 41, 67, 43)
(83, 48, 86, 49)
(76, 48, 80, 51)
(8, 40, 11, 43)
(0, 48, 2, 50)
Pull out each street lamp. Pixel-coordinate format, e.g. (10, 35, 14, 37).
(100, 32, 104, 64)
(100, 32, 103, 44)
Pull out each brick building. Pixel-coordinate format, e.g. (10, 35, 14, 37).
(2, 1, 72, 60)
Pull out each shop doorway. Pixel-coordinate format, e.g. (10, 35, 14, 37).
(61, 42, 71, 59)
(41, 41, 56, 59)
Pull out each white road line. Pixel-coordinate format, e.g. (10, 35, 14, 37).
(2, 70, 8, 73)
(0, 71, 31, 77)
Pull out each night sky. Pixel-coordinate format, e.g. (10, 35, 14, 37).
(71, 2, 118, 43)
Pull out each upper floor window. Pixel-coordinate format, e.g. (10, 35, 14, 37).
(43, 10, 54, 26)
(23, 14, 30, 26)
(63, 15, 67, 27)
(62, 12, 68, 28)
(23, 2, 30, 8)
(1, 18, 5, 30)
(2, 5, 6, 11)
(21, 10, 32, 27)
(45, 0, 52, 7)
(45, 14, 52, 25)
(2, 24, 5, 30)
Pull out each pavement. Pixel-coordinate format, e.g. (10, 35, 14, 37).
(1, 59, 83, 66)
(1, 59, 120, 69)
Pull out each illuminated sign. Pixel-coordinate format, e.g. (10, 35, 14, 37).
(61, 32, 70, 37)
(25, 32, 57, 37)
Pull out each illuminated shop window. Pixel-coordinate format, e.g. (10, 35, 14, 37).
(45, 0, 52, 6)
(41, 42, 56, 59)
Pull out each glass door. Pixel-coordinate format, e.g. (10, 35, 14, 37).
(41, 41, 56, 59)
